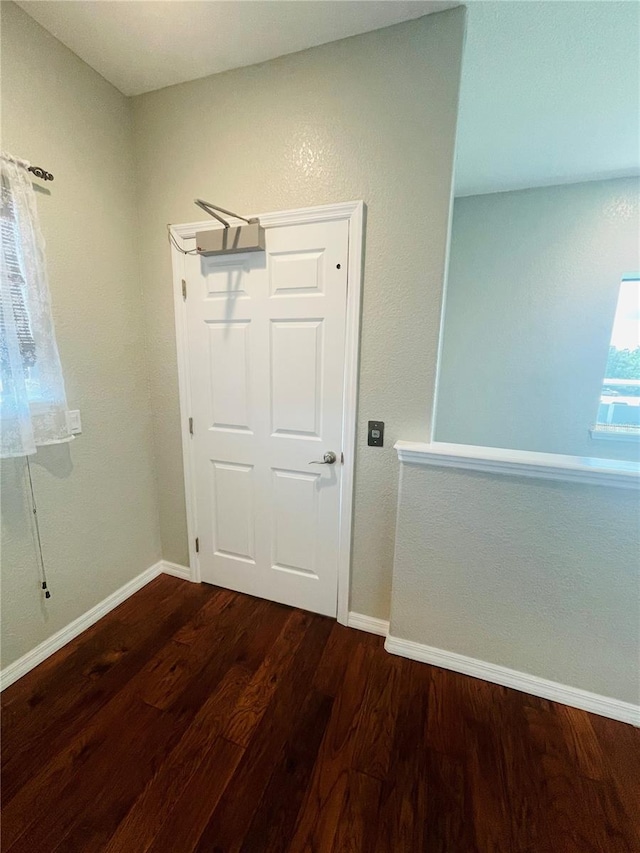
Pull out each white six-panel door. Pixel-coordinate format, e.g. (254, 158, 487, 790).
(184, 218, 350, 617)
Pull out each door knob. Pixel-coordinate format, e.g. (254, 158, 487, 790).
(309, 451, 337, 465)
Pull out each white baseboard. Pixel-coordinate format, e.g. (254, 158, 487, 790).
(347, 611, 390, 637)
(4, 571, 635, 728)
(385, 634, 640, 727)
(159, 560, 193, 581)
(0, 560, 193, 692)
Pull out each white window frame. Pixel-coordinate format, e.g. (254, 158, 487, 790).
(591, 275, 640, 443)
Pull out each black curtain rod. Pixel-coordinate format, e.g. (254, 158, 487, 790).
(28, 165, 54, 182)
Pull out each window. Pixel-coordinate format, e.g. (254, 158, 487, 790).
(0, 152, 70, 458)
(593, 276, 640, 439)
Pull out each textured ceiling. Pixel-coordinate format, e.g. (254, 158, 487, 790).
(456, 1, 640, 196)
(16, 0, 640, 195)
(15, 0, 454, 96)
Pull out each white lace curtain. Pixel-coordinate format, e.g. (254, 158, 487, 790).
(0, 152, 70, 458)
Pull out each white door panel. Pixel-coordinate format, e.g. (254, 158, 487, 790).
(185, 219, 349, 616)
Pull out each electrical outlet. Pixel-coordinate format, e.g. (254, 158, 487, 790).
(66, 409, 82, 435)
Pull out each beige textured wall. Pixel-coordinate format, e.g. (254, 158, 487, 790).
(390, 463, 640, 704)
(0, 2, 161, 667)
(435, 177, 640, 461)
(132, 8, 466, 619)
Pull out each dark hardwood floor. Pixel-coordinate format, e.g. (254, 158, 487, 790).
(1, 574, 639, 852)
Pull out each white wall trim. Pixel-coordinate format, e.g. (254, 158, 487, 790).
(170, 238, 200, 583)
(395, 440, 640, 489)
(170, 201, 364, 622)
(347, 612, 390, 637)
(159, 560, 194, 582)
(385, 634, 640, 727)
(0, 561, 196, 692)
(170, 200, 364, 240)
(337, 202, 364, 624)
(1, 562, 163, 691)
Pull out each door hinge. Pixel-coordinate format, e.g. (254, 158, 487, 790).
(195, 537, 199, 553)
(182, 278, 187, 300)
(189, 416, 194, 436)
(341, 452, 344, 464)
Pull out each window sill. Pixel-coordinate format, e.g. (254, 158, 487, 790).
(590, 428, 640, 443)
(394, 441, 640, 490)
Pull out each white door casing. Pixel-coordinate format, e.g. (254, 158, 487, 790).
(170, 202, 363, 622)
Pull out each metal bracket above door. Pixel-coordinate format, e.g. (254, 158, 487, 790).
(194, 198, 265, 256)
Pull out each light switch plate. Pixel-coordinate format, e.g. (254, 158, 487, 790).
(66, 409, 82, 435)
(368, 420, 384, 447)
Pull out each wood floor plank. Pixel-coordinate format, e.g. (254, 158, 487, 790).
(103, 664, 251, 853)
(522, 701, 640, 853)
(65, 591, 277, 853)
(351, 646, 402, 781)
(426, 666, 468, 758)
(423, 748, 476, 853)
(373, 658, 430, 853)
(1, 575, 198, 728)
(171, 587, 238, 646)
(530, 757, 637, 853)
(192, 614, 334, 853)
(287, 638, 374, 853)
(1, 576, 201, 746)
(458, 672, 553, 852)
(332, 770, 382, 853)
(1, 578, 210, 805)
(144, 737, 245, 853)
(466, 700, 518, 852)
(590, 713, 640, 827)
(0, 574, 174, 720)
(227, 596, 293, 674)
(2, 576, 638, 853)
(2, 586, 231, 848)
(162, 596, 290, 726)
(490, 691, 552, 851)
(224, 608, 311, 747)
(6, 697, 171, 853)
(137, 588, 252, 710)
(239, 688, 333, 853)
(312, 621, 361, 697)
(557, 703, 609, 781)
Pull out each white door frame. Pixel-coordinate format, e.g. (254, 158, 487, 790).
(169, 201, 364, 625)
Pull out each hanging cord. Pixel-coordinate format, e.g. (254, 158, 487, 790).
(25, 456, 51, 599)
(167, 225, 198, 255)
